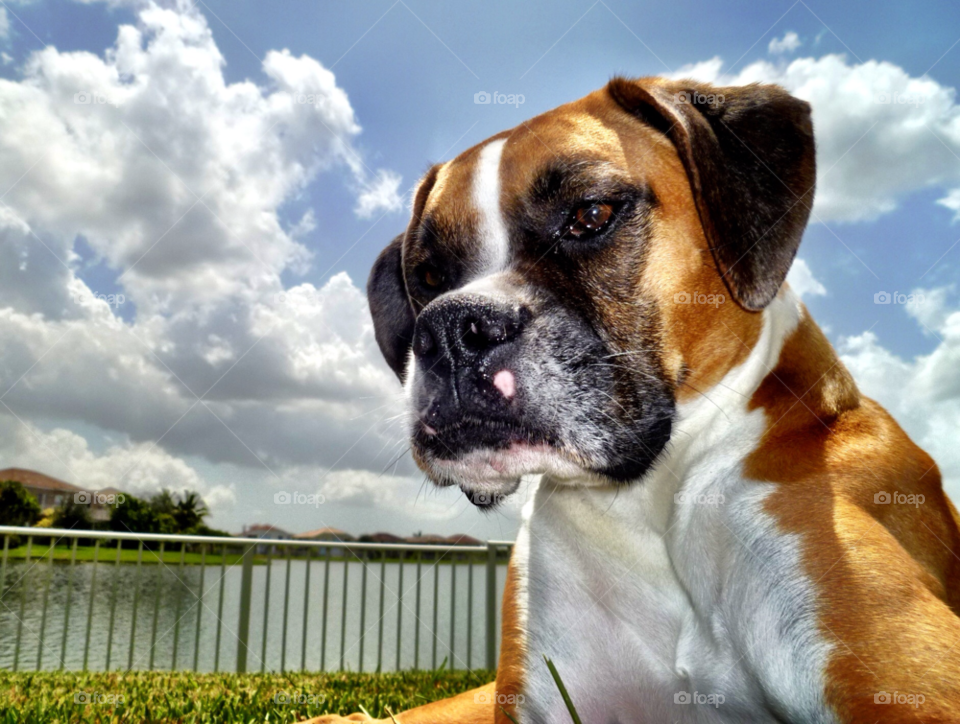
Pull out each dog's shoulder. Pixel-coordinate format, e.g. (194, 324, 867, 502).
(748, 392, 960, 721)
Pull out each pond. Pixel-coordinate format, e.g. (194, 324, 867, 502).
(0, 555, 507, 673)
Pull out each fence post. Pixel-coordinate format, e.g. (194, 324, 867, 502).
(485, 543, 498, 670)
(236, 543, 255, 672)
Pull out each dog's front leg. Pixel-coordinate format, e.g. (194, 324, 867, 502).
(302, 681, 497, 724)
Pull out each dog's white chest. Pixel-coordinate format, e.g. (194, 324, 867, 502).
(500, 294, 837, 723)
(514, 472, 836, 724)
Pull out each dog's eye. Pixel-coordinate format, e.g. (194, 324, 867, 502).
(418, 265, 445, 290)
(563, 202, 615, 240)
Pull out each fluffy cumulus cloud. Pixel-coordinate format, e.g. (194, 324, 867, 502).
(786, 258, 827, 300)
(938, 188, 960, 223)
(1, 5, 400, 308)
(839, 287, 960, 501)
(0, 1, 420, 524)
(0, 415, 235, 507)
(356, 169, 405, 219)
(5, 6, 960, 530)
(768, 31, 801, 55)
(672, 51, 960, 224)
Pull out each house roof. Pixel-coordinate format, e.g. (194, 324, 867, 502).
(242, 524, 290, 535)
(0, 468, 83, 493)
(405, 534, 449, 545)
(293, 527, 355, 541)
(359, 532, 404, 544)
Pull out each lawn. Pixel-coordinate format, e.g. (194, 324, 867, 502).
(0, 542, 492, 566)
(1, 543, 253, 566)
(0, 669, 494, 723)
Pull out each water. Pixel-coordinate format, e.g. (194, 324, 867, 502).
(0, 555, 507, 672)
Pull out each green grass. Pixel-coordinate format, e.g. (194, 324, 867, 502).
(2, 543, 497, 567)
(0, 670, 494, 723)
(2, 544, 253, 566)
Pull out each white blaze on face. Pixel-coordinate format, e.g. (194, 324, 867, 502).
(472, 138, 510, 276)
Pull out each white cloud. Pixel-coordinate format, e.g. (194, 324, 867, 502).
(839, 287, 960, 503)
(768, 31, 801, 55)
(320, 469, 461, 520)
(0, 416, 235, 508)
(786, 258, 827, 299)
(0, 1, 410, 521)
(937, 188, 960, 223)
(355, 168, 405, 219)
(672, 54, 960, 223)
(0, 6, 401, 308)
(0, 8, 10, 41)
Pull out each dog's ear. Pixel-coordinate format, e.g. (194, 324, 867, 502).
(368, 233, 415, 380)
(607, 77, 816, 311)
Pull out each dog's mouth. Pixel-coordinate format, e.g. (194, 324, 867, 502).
(413, 416, 552, 459)
(412, 418, 597, 508)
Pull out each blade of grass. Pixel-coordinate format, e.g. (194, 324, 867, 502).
(543, 655, 582, 724)
(499, 704, 521, 724)
(384, 705, 400, 723)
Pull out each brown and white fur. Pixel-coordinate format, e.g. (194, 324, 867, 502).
(309, 77, 960, 723)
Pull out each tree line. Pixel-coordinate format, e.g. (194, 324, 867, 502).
(0, 480, 229, 537)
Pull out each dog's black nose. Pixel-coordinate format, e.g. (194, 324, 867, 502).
(413, 295, 527, 369)
(413, 295, 530, 432)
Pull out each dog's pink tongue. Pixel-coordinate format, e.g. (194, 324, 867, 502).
(493, 369, 516, 399)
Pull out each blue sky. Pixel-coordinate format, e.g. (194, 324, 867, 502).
(12, 0, 954, 355)
(0, 0, 958, 540)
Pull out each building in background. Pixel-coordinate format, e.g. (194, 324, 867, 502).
(0, 468, 82, 510)
(241, 523, 291, 553)
(293, 526, 356, 556)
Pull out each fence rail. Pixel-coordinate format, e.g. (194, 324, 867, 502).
(0, 526, 512, 674)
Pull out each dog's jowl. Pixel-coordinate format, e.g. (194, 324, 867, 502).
(318, 76, 960, 724)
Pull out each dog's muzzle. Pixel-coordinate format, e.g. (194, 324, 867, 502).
(411, 294, 539, 459)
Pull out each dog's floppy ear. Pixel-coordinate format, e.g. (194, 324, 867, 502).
(368, 233, 415, 380)
(608, 77, 816, 311)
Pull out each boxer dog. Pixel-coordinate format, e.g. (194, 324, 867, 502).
(312, 77, 960, 723)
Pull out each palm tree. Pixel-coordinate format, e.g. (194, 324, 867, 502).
(173, 491, 208, 533)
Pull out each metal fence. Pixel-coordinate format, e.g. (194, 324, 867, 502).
(0, 526, 512, 674)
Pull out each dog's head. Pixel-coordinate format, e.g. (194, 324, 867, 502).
(368, 77, 815, 507)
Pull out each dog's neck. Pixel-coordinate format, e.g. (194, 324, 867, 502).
(667, 290, 804, 473)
